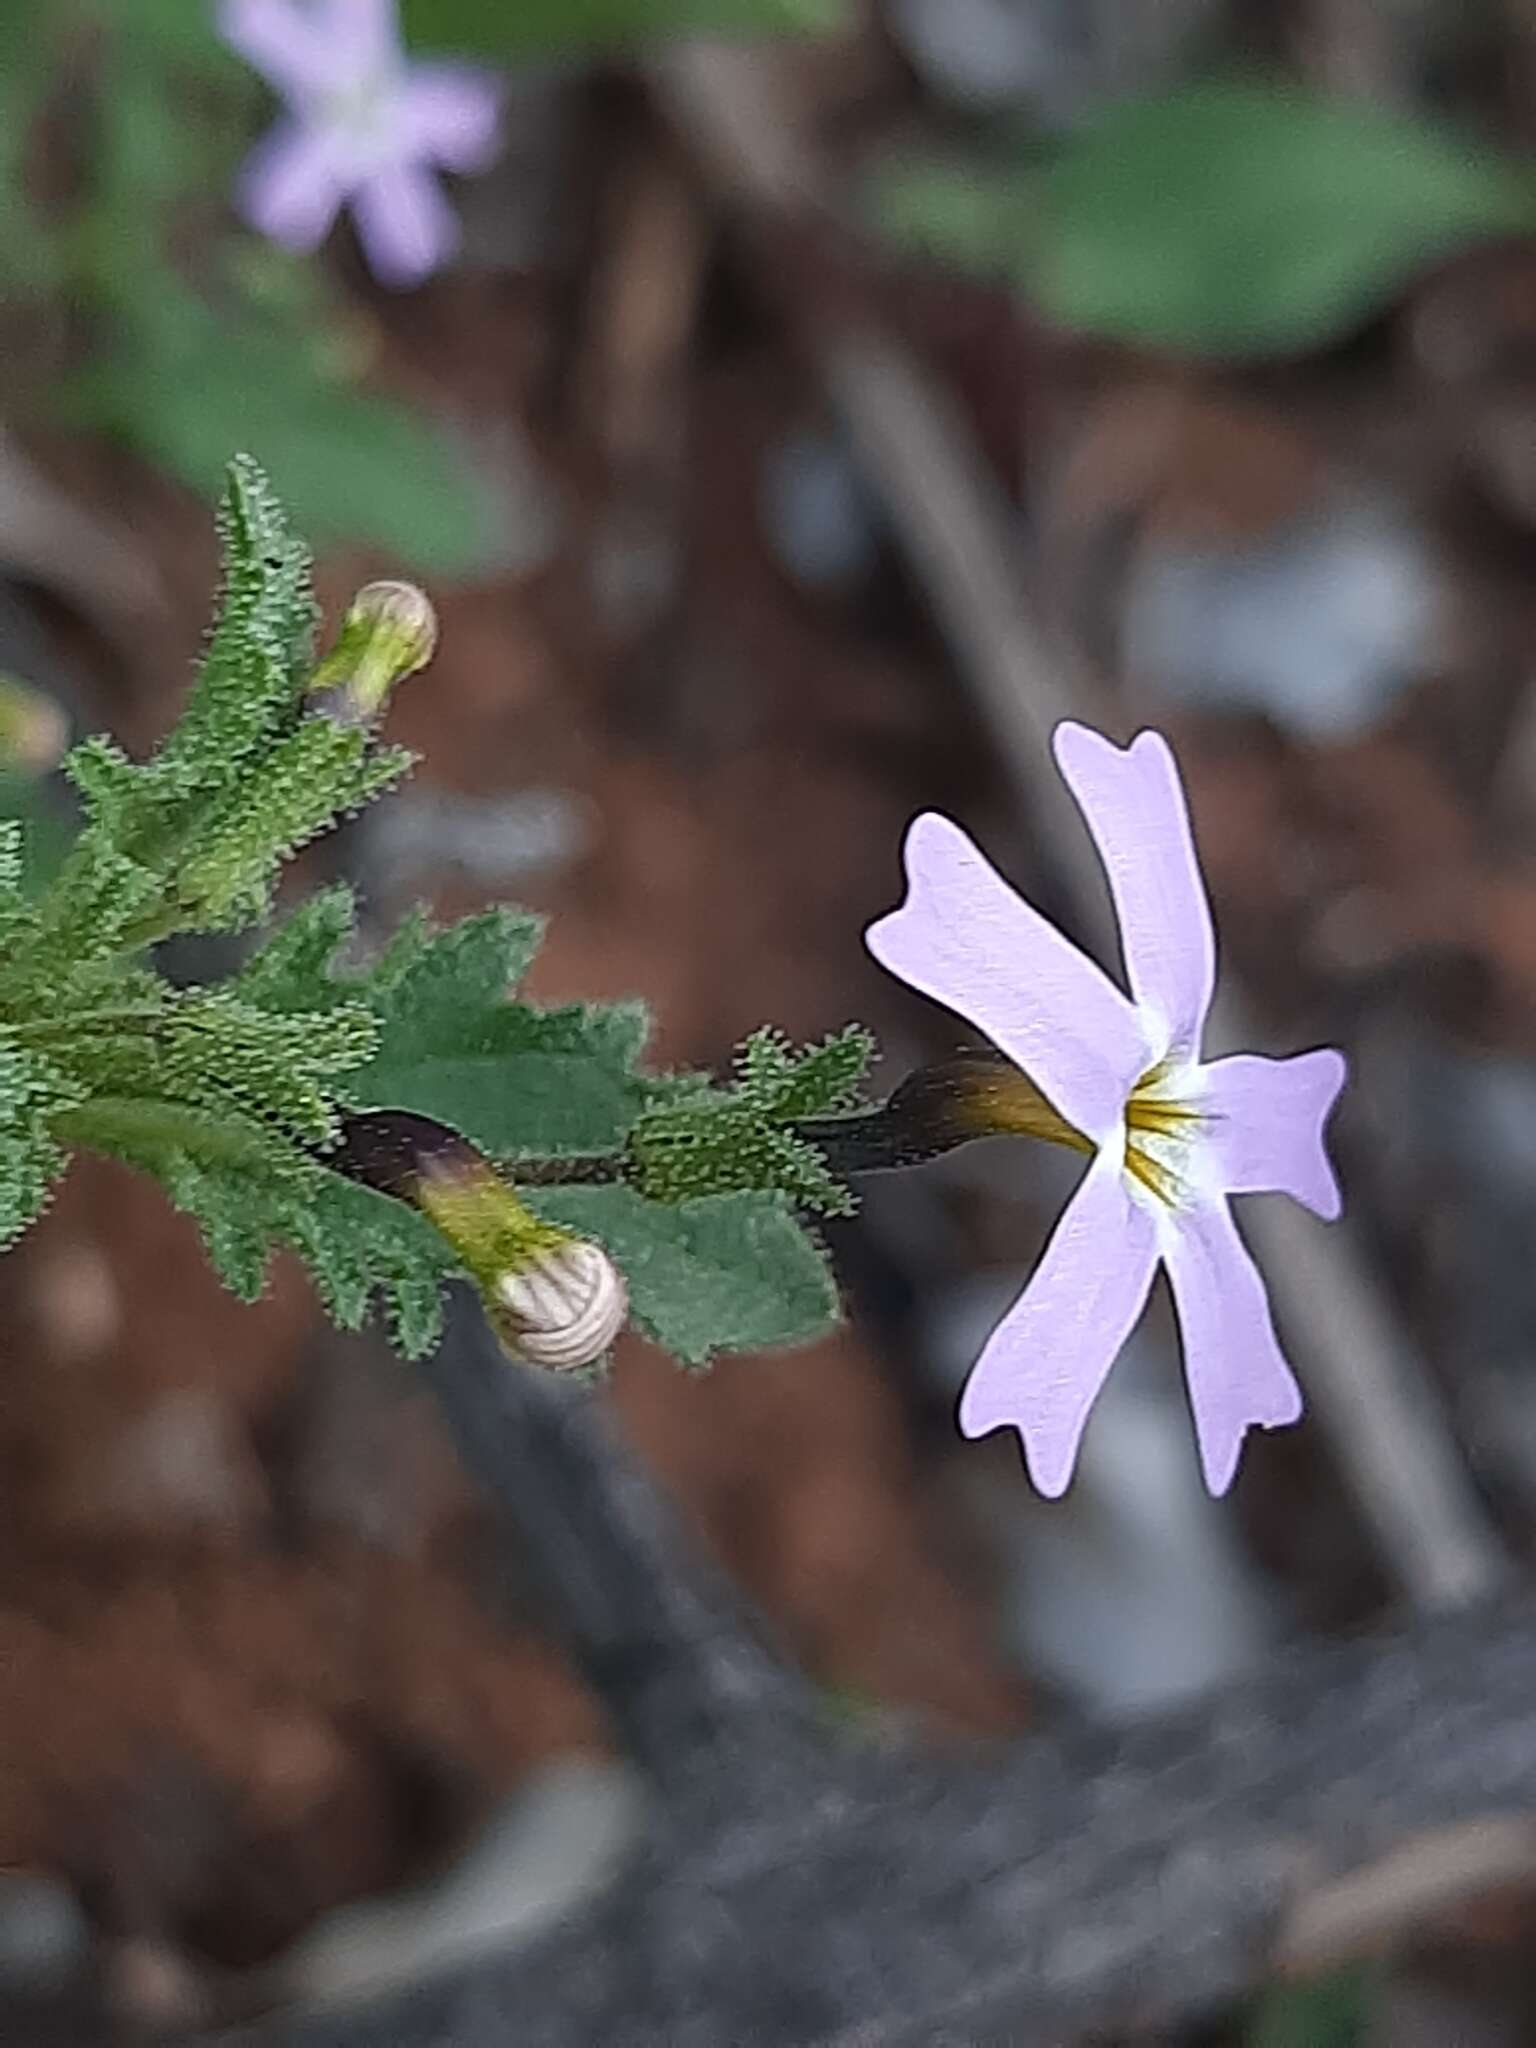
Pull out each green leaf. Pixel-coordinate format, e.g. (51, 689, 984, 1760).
(0, 775, 72, 897)
(361, 908, 546, 1046)
(173, 721, 412, 927)
(879, 80, 1536, 358)
(65, 302, 503, 577)
(528, 1184, 839, 1364)
(736, 1023, 873, 1120)
(141, 453, 316, 814)
(0, 1039, 79, 1249)
(1245, 1964, 1377, 2048)
(234, 885, 361, 1013)
(354, 1002, 654, 1155)
(337, 908, 652, 1154)
(625, 1024, 869, 1213)
(400, 0, 848, 57)
(161, 1151, 454, 1355)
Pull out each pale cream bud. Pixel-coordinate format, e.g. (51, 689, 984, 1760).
(491, 1238, 628, 1371)
(307, 580, 439, 726)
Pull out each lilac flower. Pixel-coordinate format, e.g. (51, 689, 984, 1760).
(220, 0, 502, 288)
(865, 721, 1346, 1498)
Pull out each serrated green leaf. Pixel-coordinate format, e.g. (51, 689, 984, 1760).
(364, 907, 546, 1047)
(160, 1150, 453, 1349)
(343, 910, 647, 1154)
(627, 1097, 854, 1214)
(626, 1024, 868, 1212)
(148, 453, 316, 806)
(737, 1023, 873, 1119)
(0, 1040, 80, 1248)
(234, 884, 360, 1012)
(401, 0, 848, 57)
(34, 828, 165, 962)
(877, 81, 1536, 358)
(173, 720, 411, 926)
(353, 1004, 654, 1155)
(527, 1183, 839, 1364)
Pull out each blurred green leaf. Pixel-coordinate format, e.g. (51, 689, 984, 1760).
(1245, 1964, 1377, 2048)
(0, 773, 74, 895)
(63, 300, 502, 577)
(400, 0, 847, 57)
(528, 1182, 839, 1363)
(877, 157, 1042, 286)
(878, 79, 1536, 358)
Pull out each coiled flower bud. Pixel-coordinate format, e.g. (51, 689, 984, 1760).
(489, 1238, 628, 1372)
(335, 1110, 627, 1372)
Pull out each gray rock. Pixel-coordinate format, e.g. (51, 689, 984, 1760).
(1120, 488, 1441, 738)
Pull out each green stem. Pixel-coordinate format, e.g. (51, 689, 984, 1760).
(496, 1152, 627, 1187)
(499, 1053, 1038, 1191)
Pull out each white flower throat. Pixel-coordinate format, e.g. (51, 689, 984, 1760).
(966, 1055, 1208, 1212)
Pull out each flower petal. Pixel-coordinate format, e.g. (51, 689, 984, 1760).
(235, 121, 348, 251)
(1164, 1197, 1303, 1495)
(398, 65, 503, 173)
(958, 1159, 1159, 1496)
(318, 0, 400, 72)
(351, 162, 458, 286)
(865, 812, 1149, 1144)
(219, 0, 335, 99)
(1201, 1048, 1347, 1220)
(1053, 722, 1216, 1060)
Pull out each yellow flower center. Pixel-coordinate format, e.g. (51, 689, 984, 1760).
(1123, 1065, 1206, 1208)
(956, 1057, 1205, 1209)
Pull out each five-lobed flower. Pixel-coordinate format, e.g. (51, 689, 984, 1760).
(220, 0, 502, 287)
(865, 720, 1346, 1498)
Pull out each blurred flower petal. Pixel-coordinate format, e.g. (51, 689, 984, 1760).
(321, 0, 400, 71)
(220, 0, 499, 286)
(398, 65, 503, 173)
(236, 120, 347, 250)
(219, 0, 334, 99)
(352, 161, 458, 287)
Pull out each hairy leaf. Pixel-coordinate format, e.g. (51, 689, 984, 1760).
(528, 1183, 839, 1364)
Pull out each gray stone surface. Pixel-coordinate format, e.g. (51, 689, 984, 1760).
(192, 1301, 1536, 2047)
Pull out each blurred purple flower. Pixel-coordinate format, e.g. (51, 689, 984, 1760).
(866, 721, 1346, 1498)
(220, 0, 502, 287)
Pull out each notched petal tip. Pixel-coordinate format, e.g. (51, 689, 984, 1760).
(1051, 717, 1216, 1059)
(1052, 719, 1176, 780)
(957, 1387, 1075, 1499)
(1206, 1046, 1349, 1221)
(1167, 1198, 1306, 1498)
(862, 811, 985, 969)
(1198, 1382, 1304, 1497)
(1302, 1046, 1349, 1221)
(1050, 718, 1104, 769)
(902, 808, 977, 876)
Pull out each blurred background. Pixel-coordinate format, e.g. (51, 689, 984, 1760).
(3, 0, 1536, 2041)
